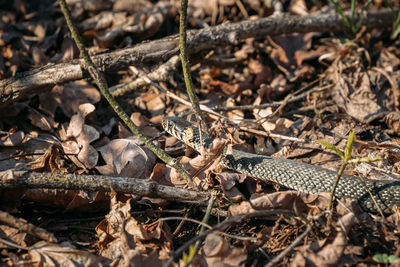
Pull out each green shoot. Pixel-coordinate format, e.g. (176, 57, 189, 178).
(373, 253, 399, 264)
(392, 11, 400, 39)
(316, 130, 382, 211)
(315, 139, 344, 159)
(182, 245, 197, 264)
(330, 0, 372, 36)
(384, 0, 400, 39)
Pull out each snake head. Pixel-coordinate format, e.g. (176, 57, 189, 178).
(162, 117, 192, 141)
(162, 117, 210, 152)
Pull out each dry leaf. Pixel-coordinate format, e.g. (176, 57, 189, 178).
(29, 241, 108, 267)
(203, 233, 247, 266)
(0, 131, 25, 146)
(96, 138, 155, 178)
(96, 195, 171, 265)
(39, 80, 101, 118)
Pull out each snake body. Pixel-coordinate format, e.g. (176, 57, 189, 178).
(162, 117, 400, 213)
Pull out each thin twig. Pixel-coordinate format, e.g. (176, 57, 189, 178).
(0, 237, 27, 250)
(265, 224, 312, 267)
(328, 162, 347, 211)
(159, 217, 256, 241)
(239, 126, 317, 144)
(256, 81, 333, 125)
(214, 102, 280, 111)
(179, 0, 205, 131)
(188, 193, 216, 264)
(109, 55, 181, 97)
(172, 211, 190, 236)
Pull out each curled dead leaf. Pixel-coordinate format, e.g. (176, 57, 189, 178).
(203, 233, 247, 266)
(96, 138, 155, 178)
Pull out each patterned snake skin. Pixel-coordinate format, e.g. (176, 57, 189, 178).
(162, 117, 400, 213)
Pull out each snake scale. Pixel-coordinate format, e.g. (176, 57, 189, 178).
(162, 117, 400, 214)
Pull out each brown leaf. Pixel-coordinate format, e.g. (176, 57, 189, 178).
(113, 0, 152, 12)
(269, 32, 318, 81)
(0, 131, 25, 146)
(96, 195, 171, 264)
(0, 224, 27, 249)
(229, 191, 331, 216)
(130, 112, 160, 138)
(28, 144, 67, 173)
(94, 2, 175, 47)
(39, 80, 101, 118)
(203, 234, 247, 266)
(215, 172, 246, 201)
(384, 112, 400, 135)
(291, 213, 358, 267)
(248, 58, 272, 87)
(31, 46, 48, 66)
(64, 107, 100, 169)
(29, 241, 108, 266)
(207, 79, 240, 95)
(96, 138, 155, 178)
(77, 141, 99, 169)
(289, 0, 308, 16)
(59, 37, 80, 62)
(331, 70, 383, 122)
(168, 138, 227, 188)
(28, 108, 55, 132)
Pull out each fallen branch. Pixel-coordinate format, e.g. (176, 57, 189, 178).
(0, 210, 57, 243)
(0, 171, 210, 204)
(0, 9, 396, 107)
(109, 55, 180, 96)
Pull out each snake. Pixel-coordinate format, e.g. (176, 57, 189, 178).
(162, 117, 400, 214)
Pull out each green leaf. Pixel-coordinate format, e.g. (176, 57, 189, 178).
(344, 130, 355, 161)
(373, 253, 399, 264)
(392, 11, 400, 39)
(348, 157, 382, 164)
(330, 0, 351, 29)
(316, 139, 344, 159)
(351, 0, 356, 20)
(182, 244, 198, 264)
(182, 252, 189, 263)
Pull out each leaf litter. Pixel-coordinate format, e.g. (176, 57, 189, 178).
(0, 0, 400, 266)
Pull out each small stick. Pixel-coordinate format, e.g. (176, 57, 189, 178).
(0, 210, 57, 243)
(265, 224, 312, 267)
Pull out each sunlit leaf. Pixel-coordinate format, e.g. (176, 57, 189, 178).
(344, 130, 355, 161)
(316, 140, 344, 159)
(348, 157, 383, 164)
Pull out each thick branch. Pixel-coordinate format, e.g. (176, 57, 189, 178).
(0, 9, 396, 107)
(0, 171, 210, 204)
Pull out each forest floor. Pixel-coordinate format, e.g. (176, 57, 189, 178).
(0, 0, 400, 266)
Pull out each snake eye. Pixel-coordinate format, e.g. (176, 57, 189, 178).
(162, 119, 171, 131)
